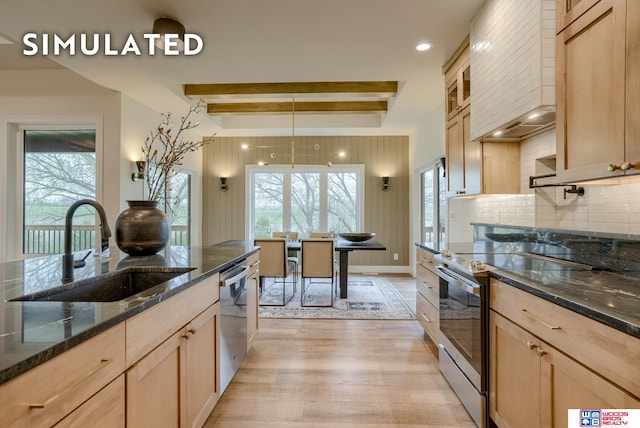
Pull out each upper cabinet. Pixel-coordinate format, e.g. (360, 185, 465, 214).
(445, 36, 471, 122)
(556, 0, 640, 182)
(444, 38, 521, 198)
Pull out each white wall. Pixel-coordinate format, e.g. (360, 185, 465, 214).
(408, 102, 446, 273)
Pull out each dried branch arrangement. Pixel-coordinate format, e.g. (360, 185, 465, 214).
(141, 99, 210, 201)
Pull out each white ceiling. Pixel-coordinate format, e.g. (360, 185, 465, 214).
(0, 0, 484, 137)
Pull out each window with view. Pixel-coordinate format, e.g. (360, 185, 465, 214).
(248, 165, 363, 238)
(22, 129, 97, 255)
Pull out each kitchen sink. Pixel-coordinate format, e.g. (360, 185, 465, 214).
(9, 267, 196, 303)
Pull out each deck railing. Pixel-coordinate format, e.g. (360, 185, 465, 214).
(24, 225, 189, 254)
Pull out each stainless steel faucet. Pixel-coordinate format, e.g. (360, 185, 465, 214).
(62, 199, 112, 283)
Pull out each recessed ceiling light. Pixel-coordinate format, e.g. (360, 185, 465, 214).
(493, 130, 503, 137)
(527, 113, 540, 120)
(416, 42, 432, 52)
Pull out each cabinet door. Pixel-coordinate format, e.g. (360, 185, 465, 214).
(556, 0, 602, 33)
(446, 112, 465, 196)
(246, 270, 259, 350)
(541, 344, 640, 428)
(461, 107, 481, 195)
(185, 303, 220, 428)
(490, 311, 542, 428)
(126, 331, 183, 428)
(54, 375, 125, 428)
(556, 0, 627, 182)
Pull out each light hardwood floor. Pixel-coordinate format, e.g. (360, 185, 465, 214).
(204, 275, 475, 427)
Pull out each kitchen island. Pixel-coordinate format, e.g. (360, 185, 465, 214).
(0, 241, 259, 428)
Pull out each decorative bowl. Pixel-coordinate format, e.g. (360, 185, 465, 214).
(338, 232, 376, 242)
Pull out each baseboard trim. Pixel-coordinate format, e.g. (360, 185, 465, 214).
(347, 265, 412, 275)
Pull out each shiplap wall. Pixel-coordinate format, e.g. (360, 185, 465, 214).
(202, 135, 409, 268)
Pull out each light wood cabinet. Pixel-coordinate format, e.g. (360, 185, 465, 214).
(444, 37, 520, 197)
(54, 375, 125, 428)
(556, 0, 640, 182)
(127, 302, 220, 428)
(0, 324, 126, 428)
(490, 279, 640, 427)
(556, 0, 601, 33)
(246, 251, 260, 350)
(444, 35, 471, 122)
(415, 247, 439, 345)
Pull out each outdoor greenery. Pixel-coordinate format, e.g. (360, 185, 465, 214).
(253, 169, 359, 238)
(23, 146, 191, 254)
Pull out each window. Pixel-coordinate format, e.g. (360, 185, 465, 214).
(21, 129, 97, 255)
(248, 165, 363, 238)
(421, 159, 446, 246)
(167, 170, 191, 246)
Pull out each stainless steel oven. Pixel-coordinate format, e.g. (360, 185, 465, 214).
(434, 251, 493, 428)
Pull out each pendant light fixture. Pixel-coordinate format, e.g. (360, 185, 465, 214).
(291, 97, 296, 168)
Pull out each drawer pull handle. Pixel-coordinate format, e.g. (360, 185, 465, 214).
(420, 257, 433, 265)
(421, 313, 431, 323)
(421, 280, 434, 289)
(535, 347, 547, 358)
(526, 340, 537, 350)
(182, 327, 196, 339)
(29, 358, 114, 409)
(250, 260, 261, 268)
(520, 309, 561, 330)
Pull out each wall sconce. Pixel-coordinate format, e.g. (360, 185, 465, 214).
(382, 176, 390, 191)
(220, 177, 228, 192)
(131, 161, 146, 182)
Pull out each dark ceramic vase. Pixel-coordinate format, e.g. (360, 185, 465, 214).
(115, 200, 170, 256)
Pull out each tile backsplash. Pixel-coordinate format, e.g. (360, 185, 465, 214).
(468, 129, 640, 235)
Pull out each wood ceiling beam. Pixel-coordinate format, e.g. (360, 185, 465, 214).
(185, 81, 398, 99)
(207, 101, 388, 114)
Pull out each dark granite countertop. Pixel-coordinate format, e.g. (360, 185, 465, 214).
(0, 241, 259, 385)
(415, 237, 640, 339)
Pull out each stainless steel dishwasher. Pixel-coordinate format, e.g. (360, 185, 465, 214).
(219, 263, 250, 393)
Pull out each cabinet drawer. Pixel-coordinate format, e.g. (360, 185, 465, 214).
(490, 278, 640, 397)
(0, 324, 125, 428)
(126, 273, 220, 366)
(416, 293, 439, 345)
(416, 248, 437, 274)
(416, 266, 439, 307)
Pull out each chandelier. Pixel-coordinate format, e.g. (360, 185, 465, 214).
(291, 97, 295, 168)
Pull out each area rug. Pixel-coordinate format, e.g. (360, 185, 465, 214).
(258, 276, 415, 320)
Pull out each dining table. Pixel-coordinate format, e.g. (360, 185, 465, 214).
(287, 238, 386, 298)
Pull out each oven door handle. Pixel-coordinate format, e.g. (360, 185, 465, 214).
(435, 265, 481, 295)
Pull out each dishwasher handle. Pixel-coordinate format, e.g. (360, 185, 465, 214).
(219, 265, 250, 287)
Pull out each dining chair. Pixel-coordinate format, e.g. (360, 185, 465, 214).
(254, 238, 297, 306)
(300, 238, 336, 307)
(309, 232, 332, 239)
(271, 232, 300, 269)
(273, 231, 299, 241)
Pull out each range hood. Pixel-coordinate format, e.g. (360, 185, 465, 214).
(480, 107, 555, 141)
(470, 0, 556, 142)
